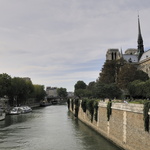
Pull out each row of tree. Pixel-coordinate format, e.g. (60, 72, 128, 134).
(74, 58, 149, 99)
(57, 87, 68, 99)
(128, 80, 150, 99)
(0, 73, 46, 106)
(74, 80, 122, 99)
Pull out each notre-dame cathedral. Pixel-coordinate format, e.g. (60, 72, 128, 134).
(106, 16, 150, 77)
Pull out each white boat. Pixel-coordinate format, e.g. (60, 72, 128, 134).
(9, 107, 22, 115)
(8, 106, 32, 115)
(0, 109, 6, 121)
(20, 106, 32, 113)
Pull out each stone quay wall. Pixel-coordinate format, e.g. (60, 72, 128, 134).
(69, 101, 150, 150)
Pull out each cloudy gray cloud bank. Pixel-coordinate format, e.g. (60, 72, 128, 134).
(0, 0, 150, 91)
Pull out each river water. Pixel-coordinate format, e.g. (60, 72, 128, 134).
(0, 105, 122, 150)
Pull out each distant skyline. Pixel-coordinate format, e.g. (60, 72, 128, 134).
(0, 0, 150, 92)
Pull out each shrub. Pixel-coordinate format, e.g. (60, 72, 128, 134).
(143, 102, 150, 132)
(107, 100, 112, 121)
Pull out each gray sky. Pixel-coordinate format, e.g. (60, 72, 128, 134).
(0, 0, 150, 92)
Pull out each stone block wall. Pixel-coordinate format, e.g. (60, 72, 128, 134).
(70, 101, 150, 150)
(109, 109, 124, 145)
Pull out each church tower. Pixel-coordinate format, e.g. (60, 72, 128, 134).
(137, 15, 144, 60)
(106, 49, 120, 60)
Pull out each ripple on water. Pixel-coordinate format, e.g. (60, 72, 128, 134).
(0, 105, 122, 150)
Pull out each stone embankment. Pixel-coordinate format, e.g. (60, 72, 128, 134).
(69, 101, 150, 150)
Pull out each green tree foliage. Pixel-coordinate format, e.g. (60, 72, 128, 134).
(144, 80, 150, 98)
(25, 79, 34, 98)
(9, 77, 29, 106)
(128, 79, 150, 99)
(94, 100, 99, 122)
(8, 77, 35, 106)
(128, 80, 144, 98)
(57, 87, 67, 99)
(74, 81, 87, 98)
(99, 59, 149, 91)
(74, 99, 80, 117)
(75, 89, 86, 98)
(118, 64, 149, 89)
(0, 73, 46, 106)
(87, 81, 96, 91)
(143, 102, 150, 132)
(117, 64, 137, 89)
(99, 60, 117, 84)
(87, 99, 95, 122)
(134, 70, 149, 81)
(95, 82, 108, 99)
(81, 98, 87, 112)
(81, 99, 99, 122)
(74, 58, 149, 99)
(74, 80, 87, 90)
(0, 73, 11, 97)
(95, 82, 122, 99)
(86, 81, 96, 98)
(33, 84, 46, 102)
(107, 100, 112, 121)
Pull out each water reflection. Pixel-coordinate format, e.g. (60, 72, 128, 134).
(0, 105, 122, 150)
(68, 111, 121, 150)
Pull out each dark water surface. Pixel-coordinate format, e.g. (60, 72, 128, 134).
(0, 105, 122, 150)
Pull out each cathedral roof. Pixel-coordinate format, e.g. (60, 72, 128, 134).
(139, 49, 150, 62)
(124, 48, 138, 55)
(123, 54, 138, 63)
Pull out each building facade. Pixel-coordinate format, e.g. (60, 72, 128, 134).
(46, 87, 58, 98)
(106, 16, 150, 77)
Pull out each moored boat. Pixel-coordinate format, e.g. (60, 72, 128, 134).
(8, 107, 22, 115)
(40, 100, 51, 107)
(8, 106, 32, 115)
(19, 106, 32, 113)
(0, 108, 5, 121)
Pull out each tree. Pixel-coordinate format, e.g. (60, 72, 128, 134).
(128, 79, 150, 99)
(98, 60, 117, 84)
(57, 87, 67, 99)
(95, 82, 107, 99)
(85, 81, 96, 98)
(128, 80, 141, 98)
(87, 81, 96, 90)
(74, 80, 87, 90)
(144, 80, 150, 98)
(134, 70, 149, 81)
(118, 64, 149, 89)
(9, 77, 30, 106)
(95, 82, 122, 99)
(0, 73, 11, 97)
(25, 79, 34, 98)
(7, 77, 45, 106)
(33, 84, 46, 102)
(117, 64, 136, 89)
(74, 81, 87, 98)
(74, 89, 86, 98)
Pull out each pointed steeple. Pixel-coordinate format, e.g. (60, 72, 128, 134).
(120, 47, 123, 58)
(137, 14, 144, 60)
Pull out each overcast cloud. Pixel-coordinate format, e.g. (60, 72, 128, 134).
(0, 0, 150, 91)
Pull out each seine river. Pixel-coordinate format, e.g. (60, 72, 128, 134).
(0, 105, 122, 150)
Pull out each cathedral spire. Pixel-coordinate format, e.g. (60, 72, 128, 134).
(120, 47, 123, 58)
(137, 14, 144, 60)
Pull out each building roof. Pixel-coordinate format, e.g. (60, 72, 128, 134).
(123, 54, 138, 63)
(124, 48, 138, 55)
(139, 49, 150, 62)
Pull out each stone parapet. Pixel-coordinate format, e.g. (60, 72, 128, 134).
(111, 103, 144, 113)
(70, 101, 150, 150)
